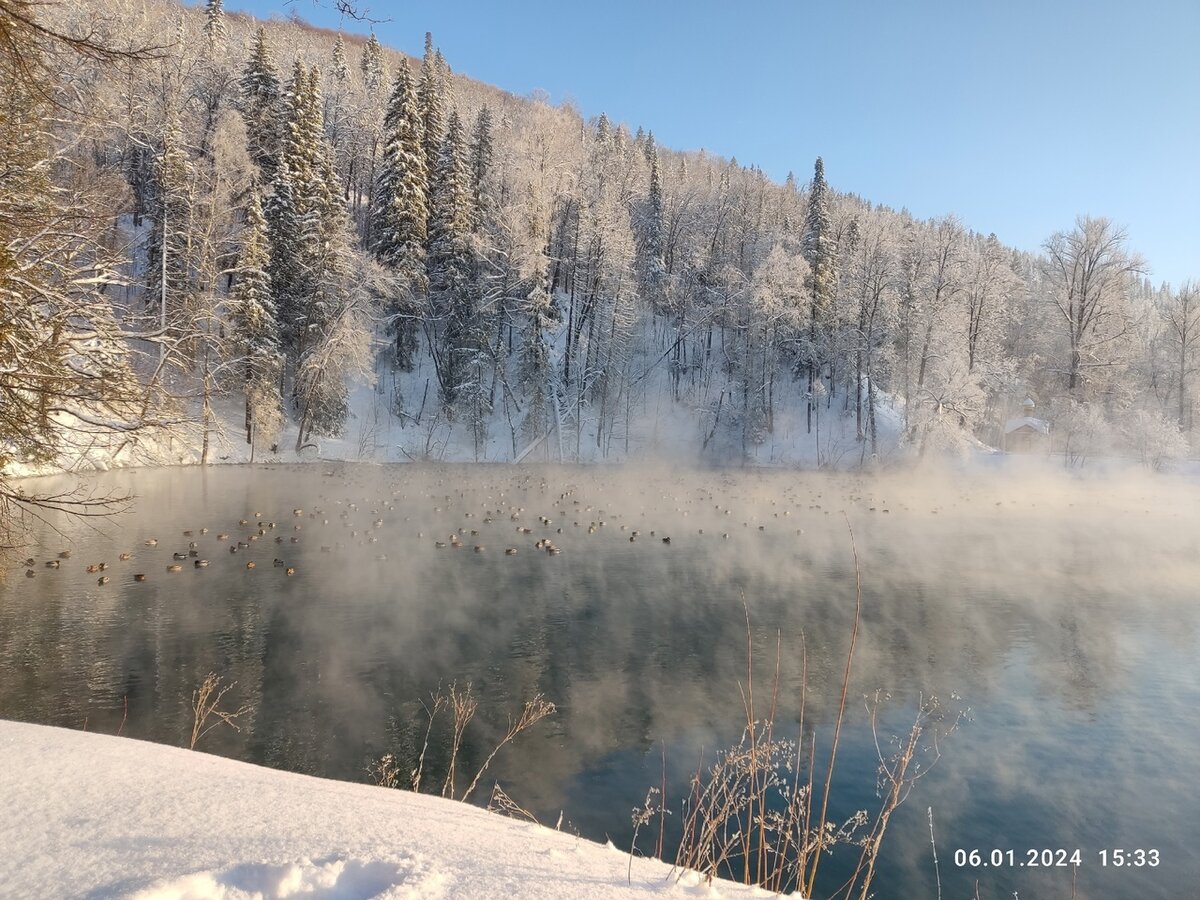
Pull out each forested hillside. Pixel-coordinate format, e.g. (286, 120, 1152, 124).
(2, 0, 1196, 480)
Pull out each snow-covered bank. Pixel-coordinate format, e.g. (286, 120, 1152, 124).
(0, 720, 775, 899)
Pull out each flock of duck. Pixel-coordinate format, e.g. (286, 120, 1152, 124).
(22, 512, 301, 583)
(19, 466, 1085, 589)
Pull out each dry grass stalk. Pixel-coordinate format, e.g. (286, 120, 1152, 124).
(461, 693, 555, 802)
(368, 752, 403, 789)
(189, 672, 251, 750)
(441, 681, 478, 799)
(369, 683, 557, 813)
(487, 783, 540, 824)
(411, 691, 447, 792)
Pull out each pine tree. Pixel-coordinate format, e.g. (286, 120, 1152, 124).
(427, 109, 474, 405)
(240, 27, 281, 179)
(360, 31, 384, 93)
(468, 105, 493, 229)
(229, 186, 282, 450)
(418, 33, 445, 220)
(331, 33, 349, 82)
(371, 58, 427, 369)
(203, 0, 225, 51)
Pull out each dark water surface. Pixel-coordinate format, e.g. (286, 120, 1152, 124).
(2, 463, 1198, 898)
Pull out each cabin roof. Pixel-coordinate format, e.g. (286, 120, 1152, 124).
(1004, 416, 1050, 436)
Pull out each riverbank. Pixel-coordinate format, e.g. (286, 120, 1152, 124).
(0, 718, 774, 899)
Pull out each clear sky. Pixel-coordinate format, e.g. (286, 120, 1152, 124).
(237, 0, 1198, 287)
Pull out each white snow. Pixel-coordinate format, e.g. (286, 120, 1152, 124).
(0, 719, 776, 899)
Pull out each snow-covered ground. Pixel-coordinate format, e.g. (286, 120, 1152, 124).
(0, 719, 774, 899)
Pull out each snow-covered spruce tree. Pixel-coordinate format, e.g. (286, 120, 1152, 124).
(331, 33, 350, 83)
(427, 109, 476, 407)
(360, 31, 385, 93)
(203, 0, 225, 53)
(282, 62, 331, 235)
(270, 62, 332, 360)
(239, 27, 281, 180)
(228, 186, 283, 452)
(468, 104, 493, 230)
(635, 138, 667, 310)
(595, 111, 611, 146)
(370, 58, 427, 370)
(418, 32, 445, 220)
(265, 156, 301, 352)
(799, 156, 836, 432)
(145, 100, 194, 341)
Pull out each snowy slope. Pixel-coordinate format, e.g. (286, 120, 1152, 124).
(0, 719, 776, 899)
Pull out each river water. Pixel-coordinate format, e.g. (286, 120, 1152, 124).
(2, 463, 1197, 898)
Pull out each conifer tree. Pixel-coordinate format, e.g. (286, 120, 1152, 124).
(468, 105, 493, 229)
(418, 33, 445, 219)
(804, 156, 836, 314)
(331, 33, 350, 83)
(427, 109, 474, 405)
(371, 58, 427, 369)
(240, 27, 281, 179)
(229, 187, 282, 450)
(265, 158, 301, 350)
(360, 31, 384, 93)
(637, 141, 667, 306)
(203, 0, 226, 51)
(800, 156, 836, 432)
(276, 64, 337, 359)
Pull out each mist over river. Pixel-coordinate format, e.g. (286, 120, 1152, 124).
(2, 463, 1198, 898)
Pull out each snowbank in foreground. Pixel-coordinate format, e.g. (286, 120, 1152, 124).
(0, 720, 775, 899)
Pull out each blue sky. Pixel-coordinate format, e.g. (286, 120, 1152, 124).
(238, 0, 1198, 287)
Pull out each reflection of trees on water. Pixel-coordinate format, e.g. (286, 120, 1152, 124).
(1, 464, 1198, 896)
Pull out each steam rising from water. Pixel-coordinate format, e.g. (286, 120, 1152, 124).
(2, 460, 1198, 898)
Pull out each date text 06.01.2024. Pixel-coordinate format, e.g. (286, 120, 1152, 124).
(953, 849, 1161, 868)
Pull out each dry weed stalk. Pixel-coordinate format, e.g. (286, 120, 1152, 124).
(442, 681, 478, 799)
(368, 752, 403, 789)
(461, 693, 555, 802)
(370, 683, 556, 811)
(836, 691, 964, 899)
(411, 691, 447, 792)
(487, 783, 540, 824)
(189, 672, 251, 750)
